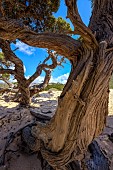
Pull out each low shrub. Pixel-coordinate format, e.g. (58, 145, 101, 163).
(109, 75, 113, 89)
(45, 83, 64, 91)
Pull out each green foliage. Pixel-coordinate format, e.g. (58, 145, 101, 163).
(45, 83, 64, 91)
(0, 52, 6, 67)
(1, 0, 59, 31)
(0, 83, 8, 88)
(0, 52, 11, 81)
(109, 74, 113, 89)
(1, 0, 60, 18)
(0, 0, 72, 34)
(45, 17, 72, 33)
(0, 52, 4, 61)
(0, 52, 11, 68)
(2, 73, 10, 80)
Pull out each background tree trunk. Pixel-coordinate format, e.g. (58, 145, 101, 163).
(17, 80, 31, 105)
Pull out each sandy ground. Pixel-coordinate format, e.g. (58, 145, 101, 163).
(109, 89, 113, 115)
(0, 89, 112, 170)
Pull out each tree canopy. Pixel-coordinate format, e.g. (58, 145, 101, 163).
(0, 0, 72, 33)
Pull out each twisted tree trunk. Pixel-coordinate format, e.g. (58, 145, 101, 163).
(0, 0, 113, 169)
(30, 43, 113, 169)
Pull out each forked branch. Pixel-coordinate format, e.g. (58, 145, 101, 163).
(28, 51, 65, 96)
(65, 0, 98, 48)
(27, 51, 59, 86)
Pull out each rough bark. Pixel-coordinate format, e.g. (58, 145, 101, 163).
(22, 1, 113, 169)
(30, 44, 113, 169)
(0, 40, 30, 105)
(0, 20, 81, 59)
(0, 0, 113, 169)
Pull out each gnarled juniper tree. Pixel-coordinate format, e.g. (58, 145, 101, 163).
(0, 0, 113, 169)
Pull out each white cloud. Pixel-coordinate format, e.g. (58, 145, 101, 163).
(9, 76, 17, 83)
(25, 75, 30, 79)
(31, 73, 69, 85)
(32, 76, 44, 84)
(50, 73, 69, 84)
(9, 73, 69, 85)
(9, 65, 15, 70)
(24, 65, 26, 73)
(15, 41, 35, 55)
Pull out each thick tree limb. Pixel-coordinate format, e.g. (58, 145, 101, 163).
(0, 69, 15, 75)
(106, 47, 113, 53)
(65, 0, 98, 48)
(0, 39, 65, 103)
(0, 40, 25, 77)
(0, 18, 81, 59)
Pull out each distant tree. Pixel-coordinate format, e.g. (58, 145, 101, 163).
(0, 52, 13, 87)
(0, 41, 65, 103)
(0, 0, 113, 169)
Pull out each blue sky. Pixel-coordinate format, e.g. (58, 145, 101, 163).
(10, 0, 91, 84)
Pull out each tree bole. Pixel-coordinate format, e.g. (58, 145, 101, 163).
(30, 45, 113, 169)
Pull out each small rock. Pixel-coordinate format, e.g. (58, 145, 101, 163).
(108, 133, 113, 143)
(0, 165, 7, 170)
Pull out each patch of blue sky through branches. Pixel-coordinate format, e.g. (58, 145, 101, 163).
(9, 0, 91, 84)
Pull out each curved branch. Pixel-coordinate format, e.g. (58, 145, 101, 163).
(27, 51, 58, 86)
(0, 40, 24, 76)
(21, 33, 81, 59)
(65, 0, 98, 48)
(0, 18, 81, 59)
(0, 69, 15, 75)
